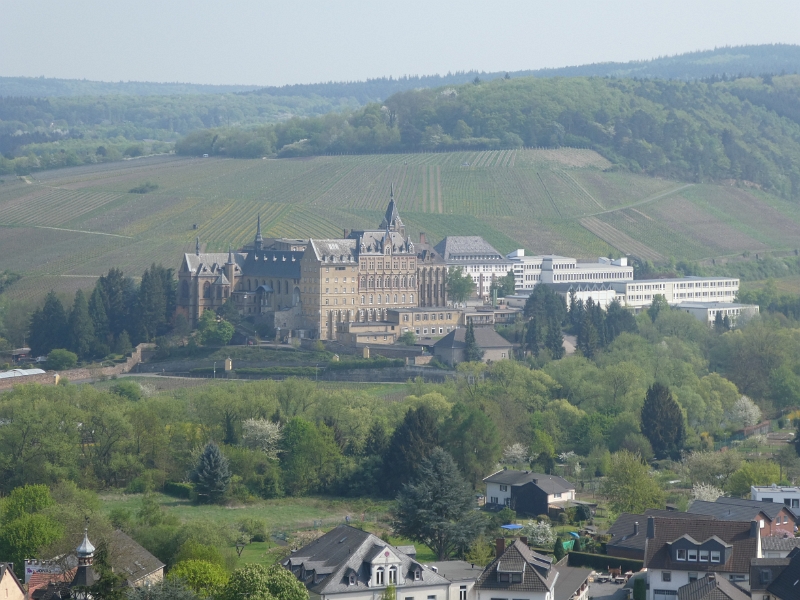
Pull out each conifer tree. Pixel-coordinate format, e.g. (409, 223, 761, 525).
(88, 285, 111, 350)
(545, 315, 565, 359)
(382, 405, 439, 496)
(640, 383, 686, 459)
(28, 291, 68, 356)
(577, 313, 599, 358)
(190, 442, 231, 504)
(553, 536, 566, 561)
(525, 316, 541, 356)
(68, 290, 95, 360)
(464, 321, 484, 362)
(136, 264, 167, 342)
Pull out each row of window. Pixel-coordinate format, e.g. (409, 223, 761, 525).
(675, 281, 736, 288)
(402, 313, 453, 321)
(363, 261, 415, 270)
(675, 548, 721, 562)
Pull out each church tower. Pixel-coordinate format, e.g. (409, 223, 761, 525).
(70, 528, 98, 594)
(380, 184, 405, 237)
(225, 244, 236, 292)
(254, 213, 263, 251)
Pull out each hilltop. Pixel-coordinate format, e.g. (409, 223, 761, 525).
(2, 149, 800, 301)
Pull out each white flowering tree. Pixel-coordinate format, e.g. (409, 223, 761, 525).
(242, 419, 282, 459)
(691, 482, 725, 502)
(503, 443, 529, 465)
(728, 395, 762, 429)
(521, 519, 556, 548)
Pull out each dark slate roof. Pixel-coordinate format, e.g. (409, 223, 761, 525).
(607, 511, 715, 553)
(750, 557, 791, 592)
(688, 499, 781, 522)
(762, 535, 800, 552)
(351, 230, 414, 256)
(767, 549, 800, 599)
(69, 565, 98, 589)
(553, 566, 591, 600)
(483, 470, 574, 494)
(284, 525, 450, 595)
(309, 239, 358, 262)
(677, 575, 750, 600)
(425, 561, 484, 582)
(475, 539, 556, 593)
(242, 250, 303, 279)
(715, 496, 800, 520)
(108, 529, 165, 586)
(183, 252, 245, 276)
(380, 196, 403, 231)
(434, 237, 510, 263)
(32, 582, 73, 600)
(644, 518, 758, 574)
(434, 327, 512, 350)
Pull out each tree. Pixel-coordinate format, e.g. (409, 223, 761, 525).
(647, 294, 670, 322)
(393, 447, 486, 560)
(68, 290, 95, 359)
(280, 418, 340, 496)
(168, 560, 228, 598)
(28, 291, 68, 356)
(577, 312, 599, 358)
(441, 403, 501, 487)
(88, 285, 111, 352)
(128, 579, 199, 600)
(691, 483, 725, 502)
(491, 270, 516, 297)
(242, 419, 282, 460)
(382, 405, 439, 496)
(545, 315, 565, 359)
(0, 513, 63, 578)
(524, 317, 541, 356)
(464, 321, 484, 362)
(46, 348, 78, 370)
(446, 267, 474, 304)
(464, 536, 494, 566)
(725, 461, 780, 497)
(502, 443, 529, 466)
(1, 484, 54, 523)
(728, 395, 762, 428)
(553, 537, 565, 561)
(221, 564, 308, 600)
(601, 450, 665, 513)
(190, 442, 231, 504)
(398, 330, 416, 345)
(640, 383, 685, 460)
(197, 310, 235, 346)
(521, 520, 555, 548)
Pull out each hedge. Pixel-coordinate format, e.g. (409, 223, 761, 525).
(326, 357, 404, 371)
(235, 367, 317, 377)
(566, 552, 643, 572)
(163, 481, 194, 499)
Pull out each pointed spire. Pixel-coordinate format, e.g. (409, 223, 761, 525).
(227, 244, 235, 265)
(76, 528, 95, 561)
(255, 213, 263, 250)
(195, 237, 200, 256)
(390, 182, 394, 200)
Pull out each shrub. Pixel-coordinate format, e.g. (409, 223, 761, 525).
(46, 349, 78, 370)
(129, 181, 159, 194)
(110, 380, 142, 401)
(164, 481, 194, 499)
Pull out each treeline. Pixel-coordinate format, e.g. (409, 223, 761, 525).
(28, 265, 177, 360)
(179, 74, 800, 198)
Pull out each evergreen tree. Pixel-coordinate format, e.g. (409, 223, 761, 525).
(441, 403, 501, 487)
(190, 442, 231, 504)
(640, 383, 686, 460)
(382, 405, 439, 496)
(88, 285, 111, 352)
(28, 291, 68, 356)
(605, 299, 637, 342)
(464, 321, 484, 362)
(545, 315, 565, 359)
(525, 316, 541, 356)
(68, 290, 95, 360)
(136, 264, 167, 342)
(553, 537, 566, 561)
(577, 313, 599, 358)
(115, 330, 133, 355)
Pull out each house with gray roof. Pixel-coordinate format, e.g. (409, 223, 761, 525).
(433, 327, 513, 365)
(482, 470, 574, 517)
(688, 497, 798, 538)
(675, 574, 749, 600)
(761, 533, 800, 558)
(284, 525, 452, 600)
(434, 236, 512, 301)
(607, 510, 715, 561)
(766, 547, 800, 599)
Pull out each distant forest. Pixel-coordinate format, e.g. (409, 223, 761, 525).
(177, 74, 800, 199)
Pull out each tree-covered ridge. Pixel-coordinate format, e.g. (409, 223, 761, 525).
(177, 74, 800, 198)
(0, 77, 262, 98)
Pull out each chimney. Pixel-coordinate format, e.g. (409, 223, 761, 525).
(420, 232, 427, 245)
(343, 229, 350, 238)
(634, 522, 639, 535)
(520, 536, 528, 546)
(646, 516, 655, 539)
(751, 520, 759, 538)
(496, 538, 505, 557)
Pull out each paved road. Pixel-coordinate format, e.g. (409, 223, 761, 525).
(588, 580, 629, 600)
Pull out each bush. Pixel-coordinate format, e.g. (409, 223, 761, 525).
(46, 349, 78, 370)
(326, 357, 404, 371)
(129, 181, 159, 194)
(111, 380, 143, 401)
(164, 481, 194, 499)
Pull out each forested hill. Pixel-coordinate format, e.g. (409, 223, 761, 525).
(251, 44, 800, 103)
(0, 77, 261, 97)
(177, 74, 800, 199)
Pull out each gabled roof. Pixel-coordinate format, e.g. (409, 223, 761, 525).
(644, 518, 758, 574)
(434, 236, 509, 262)
(483, 470, 574, 495)
(475, 539, 556, 593)
(553, 566, 591, 600)
(715, 496, 799, 520)
(762, 534, 800, 552)
(750, 557, 791, 592)
(434, 327, 512, 351)
(0, 564, 24, 596)
(308, 239, 358, 262)
(688, 499, 778, 522)
(767, 548, 800, 599)
(677, 575, 750, 600)
(607, 511, 715, 553)
(284, 525, 449, 595)
(108, 530, 164, 586)
(183, 252, 245, 275)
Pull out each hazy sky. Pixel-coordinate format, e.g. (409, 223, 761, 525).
(3, 0, 800, 86)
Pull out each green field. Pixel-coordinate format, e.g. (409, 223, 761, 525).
(4, 149, 800, 300)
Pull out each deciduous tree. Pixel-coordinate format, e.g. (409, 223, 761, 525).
(601, 450, 665, 513)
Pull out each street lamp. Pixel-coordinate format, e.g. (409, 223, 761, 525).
(213, 361, 216, 379)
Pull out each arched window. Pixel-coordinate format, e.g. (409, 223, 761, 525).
(369, 277, 374, 288)
(247, 279, 252, 291)
(394, 276, 399, 288)
(388, 567, 397, 585)
(181, 280, 190, 298)
(402, 294, 406, 303)
(393, 294, 398, 304)
(203, 282, 211, 298)
(293, 287, 300, 306)
(361, 295, 365, 305)
(285, 281, 289, 294)
(385, 295, 389, 304)
(385, 276, 390, 288)
(361, 276, 366, 289)
(369, 295, 374, 305)
(410, 294, 414, 303)
(377, 277, 382, 289)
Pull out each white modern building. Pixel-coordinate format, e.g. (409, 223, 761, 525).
(506, 250, 633, 292)
(677, 302, 759, 325)
(752, 485, 800, 509)
(610, 276, 740, 309)
(435, 237, 513, 300)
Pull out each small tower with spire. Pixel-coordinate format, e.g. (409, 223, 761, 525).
(195, 237, 201, 256)
(254, 213, 264, 251)
(225, 244, 236, 293)
(380, 184, 405, 237)
(70, 528, 98, 594)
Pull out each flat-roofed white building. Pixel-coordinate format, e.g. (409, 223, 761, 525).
(506, 250, 633, 292)
(436, 237, 513, 300)
(677, 302, 759, 325)
(752, 485, 800, 509)
(610, 276, 739, 309)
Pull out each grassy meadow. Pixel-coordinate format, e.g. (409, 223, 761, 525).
(4, 149, 800, 300)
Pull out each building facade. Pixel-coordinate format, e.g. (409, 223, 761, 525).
(435, 237, 513, 300)
(506, 251, 633, 291)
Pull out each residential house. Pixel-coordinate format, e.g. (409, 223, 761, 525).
(0, 564, 24, 600)
(606, 510, 715, 561)
(675, 574, 749, 600)
(433, 327, 513, 366)
(766, 547, 800, 600)
(473, 539, 590, 600)
(106, 530, 164, 587)
(643, 516, 761, 600)
(425, 561, 483, 600)
(283, 525, 452, 600)
(483, 470, 574, 517)
(435, 237, 513, 301)
(750, 557, 791, 598)
(688, 497, 798, 537)
(761, 534, 800, 558)
(752, 484, 800, 509)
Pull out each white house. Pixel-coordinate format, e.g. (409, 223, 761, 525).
(435, 237, 513, 300)
(676, 302, 759, 325)
(752, 485, 800, 509)
(483, 470, 575, 516)
(643, 516, 761, 600)
(610, 276, 739, 310)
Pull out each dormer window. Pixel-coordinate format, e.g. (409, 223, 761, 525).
(699, 550, 709, 562)
(349, 575, 356, 586)
(676, 549, 686, 561)
(710, 551, 720, 562)
(414, 568, 421, 581)
(511, 574, 522, 583)
(687, 550, 697, 562)
(499, 574, 509, 583)
(389, 567, 397, 584)
(376, 567, 385, 585)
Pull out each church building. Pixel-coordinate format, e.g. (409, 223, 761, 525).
(177, 188, 448, 340)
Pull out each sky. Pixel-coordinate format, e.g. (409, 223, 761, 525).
(3, 0, 800, 86)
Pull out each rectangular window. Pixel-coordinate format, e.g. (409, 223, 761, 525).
(459, 587, 467, 600)
(710, 551, 720, 562)
(499, 574, 509, 583)
(676, 549, 686, 561)
(699, 550, 709, 562)
(511, 574, 522, 583)
(500, 485, 508, 492)
(662, 572, 671, 582)
(688, 573, 698, 583)
(687, 550, 697, 561)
